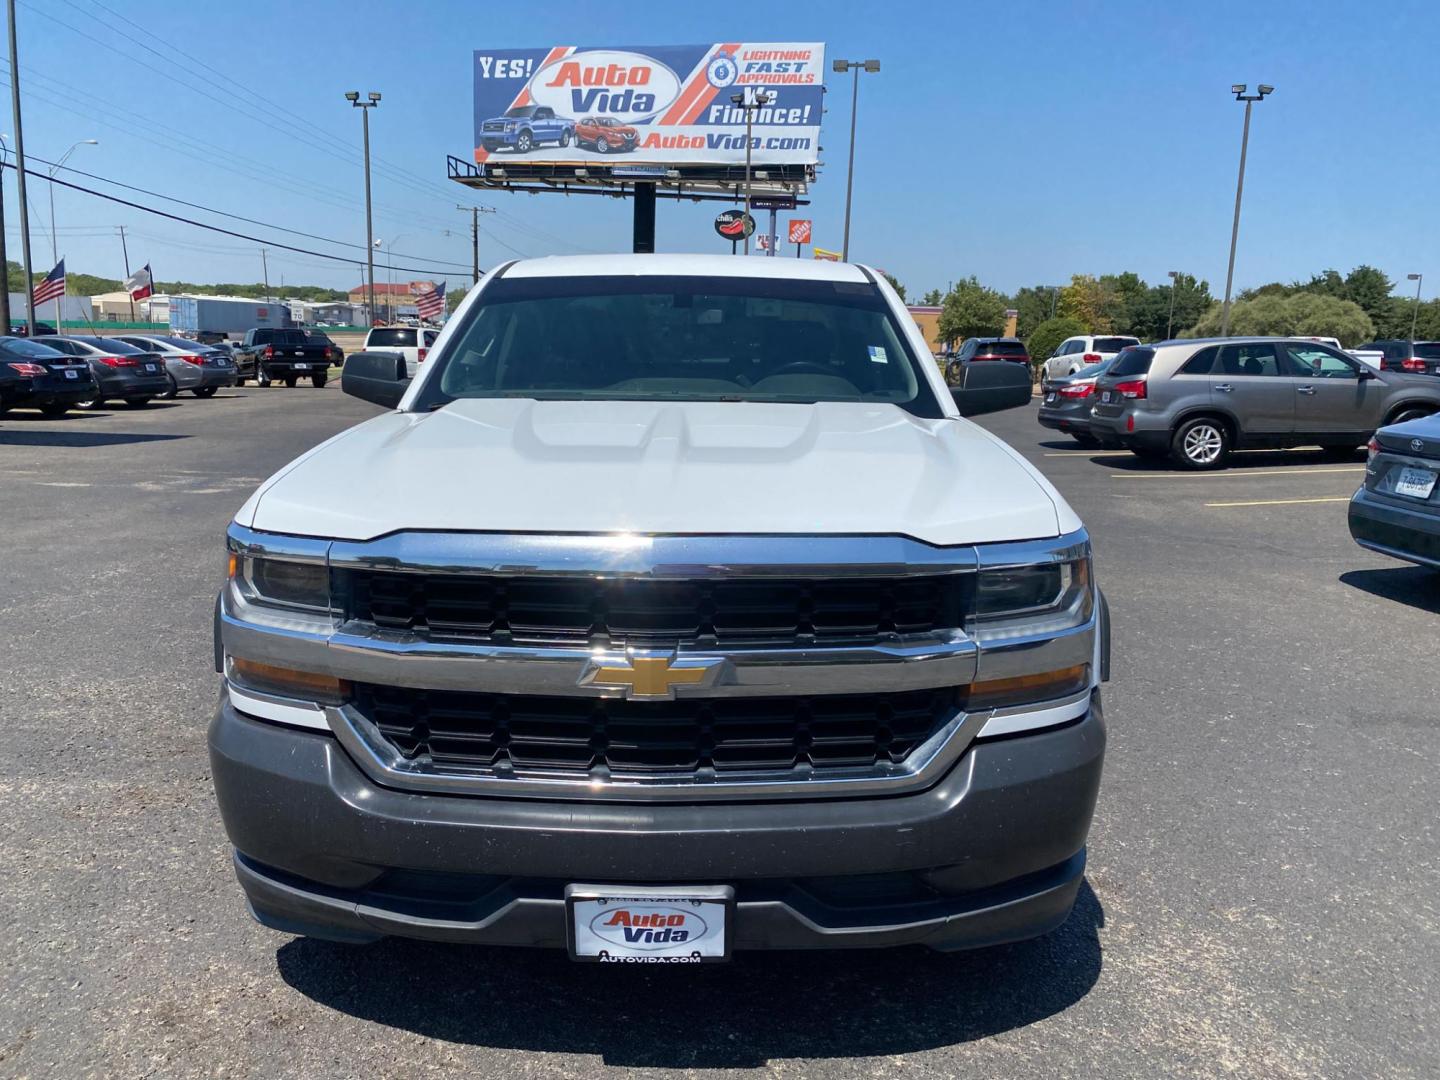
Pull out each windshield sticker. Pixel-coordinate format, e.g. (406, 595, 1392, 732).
(867, 345, 888, 364)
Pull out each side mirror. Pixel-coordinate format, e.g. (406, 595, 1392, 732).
(342, 350, 411, 408)
(1357, 366, 1377, 380)
(949, 360, 1033, 417)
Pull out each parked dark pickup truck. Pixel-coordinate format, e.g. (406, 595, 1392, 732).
(234, 328, 333, 388)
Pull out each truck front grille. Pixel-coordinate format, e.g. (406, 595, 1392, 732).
(352, 683, 958, 778)
(339, 571, 968, 647)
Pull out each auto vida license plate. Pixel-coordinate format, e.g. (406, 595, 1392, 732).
(1395, 465, 1437, 500)
(566, 884, 733, 964)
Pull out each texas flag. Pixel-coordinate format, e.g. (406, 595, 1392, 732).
(124, 264, 153, 301)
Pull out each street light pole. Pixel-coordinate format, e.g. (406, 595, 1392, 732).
(729, 88, 773, 255)
(1220, 83, 1273, 338)
(1408, 273, 1424, 340)
(1166, 270, 1180, 339)
(0, 134, 10, 330)
(346, 90, 381, 326)
(832, 59, 879, 262)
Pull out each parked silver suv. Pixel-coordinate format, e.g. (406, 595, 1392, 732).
(1089, 337, 1440, 469)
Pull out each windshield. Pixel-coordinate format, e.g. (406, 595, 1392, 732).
(368, 328, 417, 347)
(1093, 337, 1138, 353)
(977, 341, 1028, 357)
(413, 274, 941, 416)
(1108, 347, 1155, 377)
(92, 338, 145, 354)
(1073, 357, 1113, 379)
(0, 337, 66, 358)
(504, 106, 537, 118)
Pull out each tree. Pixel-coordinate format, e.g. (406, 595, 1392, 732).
(1341, 265, 1393, 329)
(1058, 274, 1115, 332)
(1097, 272, 1148, 335)
(1184, 292, 1374, 346)
(920, 288, 944, 306)
(1292, 269, 1344, 297)
(882, 273, 907, 303)
(1129, 273, 1212, 341)
(1010, 285, 1060, 343)
(1027, 316, 1087, 371)
(936, 276, 1007, 347)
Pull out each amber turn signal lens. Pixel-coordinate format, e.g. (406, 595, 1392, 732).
(964, 664, 1090, 711)
(229, 656, 350, 702)
(227, 552, 238, 579)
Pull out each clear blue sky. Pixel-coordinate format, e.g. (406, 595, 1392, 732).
(5, 0, 1438, 300)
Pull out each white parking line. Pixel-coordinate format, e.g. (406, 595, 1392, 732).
(1205, 496, 1352, 508)
(1114, 467, 1364, 480)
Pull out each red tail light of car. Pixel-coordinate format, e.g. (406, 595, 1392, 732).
(323, 347, 333, 361)
(1113, 379, 1147, 399)
(5, 362, 46, 376)
(1058, 383, 1096, 399)
(1401, 357, 1426, 373)
(417, 348, 427, 363)
(1081, 353, 1101, 364)
(179, 354, 205, 366)
(264, 345, 274, 360)
(1366, 436, 1380, 472)
(96, 356, 139, 368)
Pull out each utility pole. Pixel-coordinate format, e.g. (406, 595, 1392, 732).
(345, 91, 381, 327)
(832, 59, 880, 262)
(456, 204, 494, 285)
(1220, 83, 1273, 337)
(730, 87, 773, 255)
(260, 247, 269, 302)
(0, 134, 10, 330)
(118, 225, 135, 321)
(8, 0, 37, 336)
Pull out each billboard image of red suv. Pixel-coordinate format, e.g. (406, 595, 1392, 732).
(473, 44, 824, 166)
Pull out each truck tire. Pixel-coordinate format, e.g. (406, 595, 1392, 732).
(283, 375, 298, 389)
(516, 130, 533, 152)
(312, 373, 327, 389)
(559, 129, 572, 147)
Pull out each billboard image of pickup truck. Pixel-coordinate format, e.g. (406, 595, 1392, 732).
(473, 44, 824, 166)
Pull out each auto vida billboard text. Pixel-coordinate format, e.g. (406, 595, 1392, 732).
(473, 44, 825, 166)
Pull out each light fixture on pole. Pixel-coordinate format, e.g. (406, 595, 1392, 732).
(1219, 83, 1273, 337)
(346, 90, 381, 326)
(832, 58, 879, 262)
(729, 87, 774, 255)
(1408, 273, 1424, 340)
(381, 234, 408, 323)
(1166, 270, 1180, 339)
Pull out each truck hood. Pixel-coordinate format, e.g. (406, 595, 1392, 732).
(238, 399, 1075, 546)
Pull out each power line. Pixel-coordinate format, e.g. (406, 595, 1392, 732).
(1, 161, 485, 277)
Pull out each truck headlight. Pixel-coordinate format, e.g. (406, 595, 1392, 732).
(230, 553, 331, 612)
(969, 547, 1092, 643)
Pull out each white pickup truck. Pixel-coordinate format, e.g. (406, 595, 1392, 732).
(210, 254, 1109, 961)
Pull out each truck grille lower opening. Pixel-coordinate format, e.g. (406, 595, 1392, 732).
(351, 683, 960, 779)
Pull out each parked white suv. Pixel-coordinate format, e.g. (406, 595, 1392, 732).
(210, 254, 1110, 960)
(361, 325, 439, 377)
(1043, 335, 1141, 380)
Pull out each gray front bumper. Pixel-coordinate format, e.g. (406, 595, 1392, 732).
(210, 697, 1105, 952)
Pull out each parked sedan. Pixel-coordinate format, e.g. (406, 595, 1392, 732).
(575, 115, 638, 153)
(115, 335, 237, 397)
(1349, 413, 1440, 570)
(40, 336, 170, 409)
(1038, 357, 1116, 446)
(0, 336, 97, 417)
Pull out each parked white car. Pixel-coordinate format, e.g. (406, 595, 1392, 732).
(362, 326, 439, 377)
(1043, 335, 1141, 380)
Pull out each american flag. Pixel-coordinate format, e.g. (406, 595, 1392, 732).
(415, 281, 446, 321)
(32, 259, 66, 306)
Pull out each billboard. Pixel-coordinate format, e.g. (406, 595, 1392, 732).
(473, 44, 824, 167)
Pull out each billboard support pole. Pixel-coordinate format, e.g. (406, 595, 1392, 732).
(767, 208, 777, 257)
(632, 182, 656, 253)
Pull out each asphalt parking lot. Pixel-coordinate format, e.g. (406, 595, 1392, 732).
(2, 387, 1436, 1078)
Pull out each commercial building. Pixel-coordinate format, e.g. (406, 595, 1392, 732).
(348, 281, 435, 323)
(907, 305, 945, 354)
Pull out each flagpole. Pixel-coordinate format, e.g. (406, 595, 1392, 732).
(119, 225, 135, 322)
(8, 0, 38, 336)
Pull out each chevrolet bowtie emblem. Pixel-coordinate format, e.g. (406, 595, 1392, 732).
(581, 654, 724, 699)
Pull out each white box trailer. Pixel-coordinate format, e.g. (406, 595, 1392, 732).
(168, 296, 292, 338)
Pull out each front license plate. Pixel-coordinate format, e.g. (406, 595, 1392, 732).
(566, 884, 733, 964)
(294, 363, 309, 370)
(1101, 390, 1113, 403)
(64, 369, 78, 379)
(1395, 466, 1437, 500)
